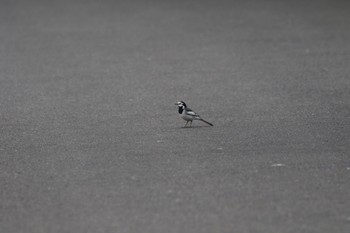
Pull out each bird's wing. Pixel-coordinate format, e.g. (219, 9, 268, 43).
(185, 108, 200, 118)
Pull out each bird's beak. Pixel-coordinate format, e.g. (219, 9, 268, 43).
(174, 103, 179, 105)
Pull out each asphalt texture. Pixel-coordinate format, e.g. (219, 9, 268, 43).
(1, 0, 350, 232)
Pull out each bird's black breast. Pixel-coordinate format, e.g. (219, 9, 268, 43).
(178, 107, 184, 114)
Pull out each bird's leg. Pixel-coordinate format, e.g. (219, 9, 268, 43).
(184, 121, 188, 127)
(189, 121, 192, 127)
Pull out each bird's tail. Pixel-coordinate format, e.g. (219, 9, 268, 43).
(200, 119, 213, 126)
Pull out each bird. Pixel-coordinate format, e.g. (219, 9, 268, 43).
(175, 101, 213, 127)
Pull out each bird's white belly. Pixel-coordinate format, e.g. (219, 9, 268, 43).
(181, 114, 194, 121)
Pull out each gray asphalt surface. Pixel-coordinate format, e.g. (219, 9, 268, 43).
(1, 0, 350, 232)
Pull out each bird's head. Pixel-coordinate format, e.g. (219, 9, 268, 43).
(175, 101, 186, 114)
(175, 101, 187, 108)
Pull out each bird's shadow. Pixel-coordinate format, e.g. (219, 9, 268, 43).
(179, 125, 212, 129)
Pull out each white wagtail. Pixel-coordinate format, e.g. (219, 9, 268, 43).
(175, 101, 213, 127)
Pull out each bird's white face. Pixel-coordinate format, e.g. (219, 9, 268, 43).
(176, 102, 184, 107)
(175, 101, 185, 107)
